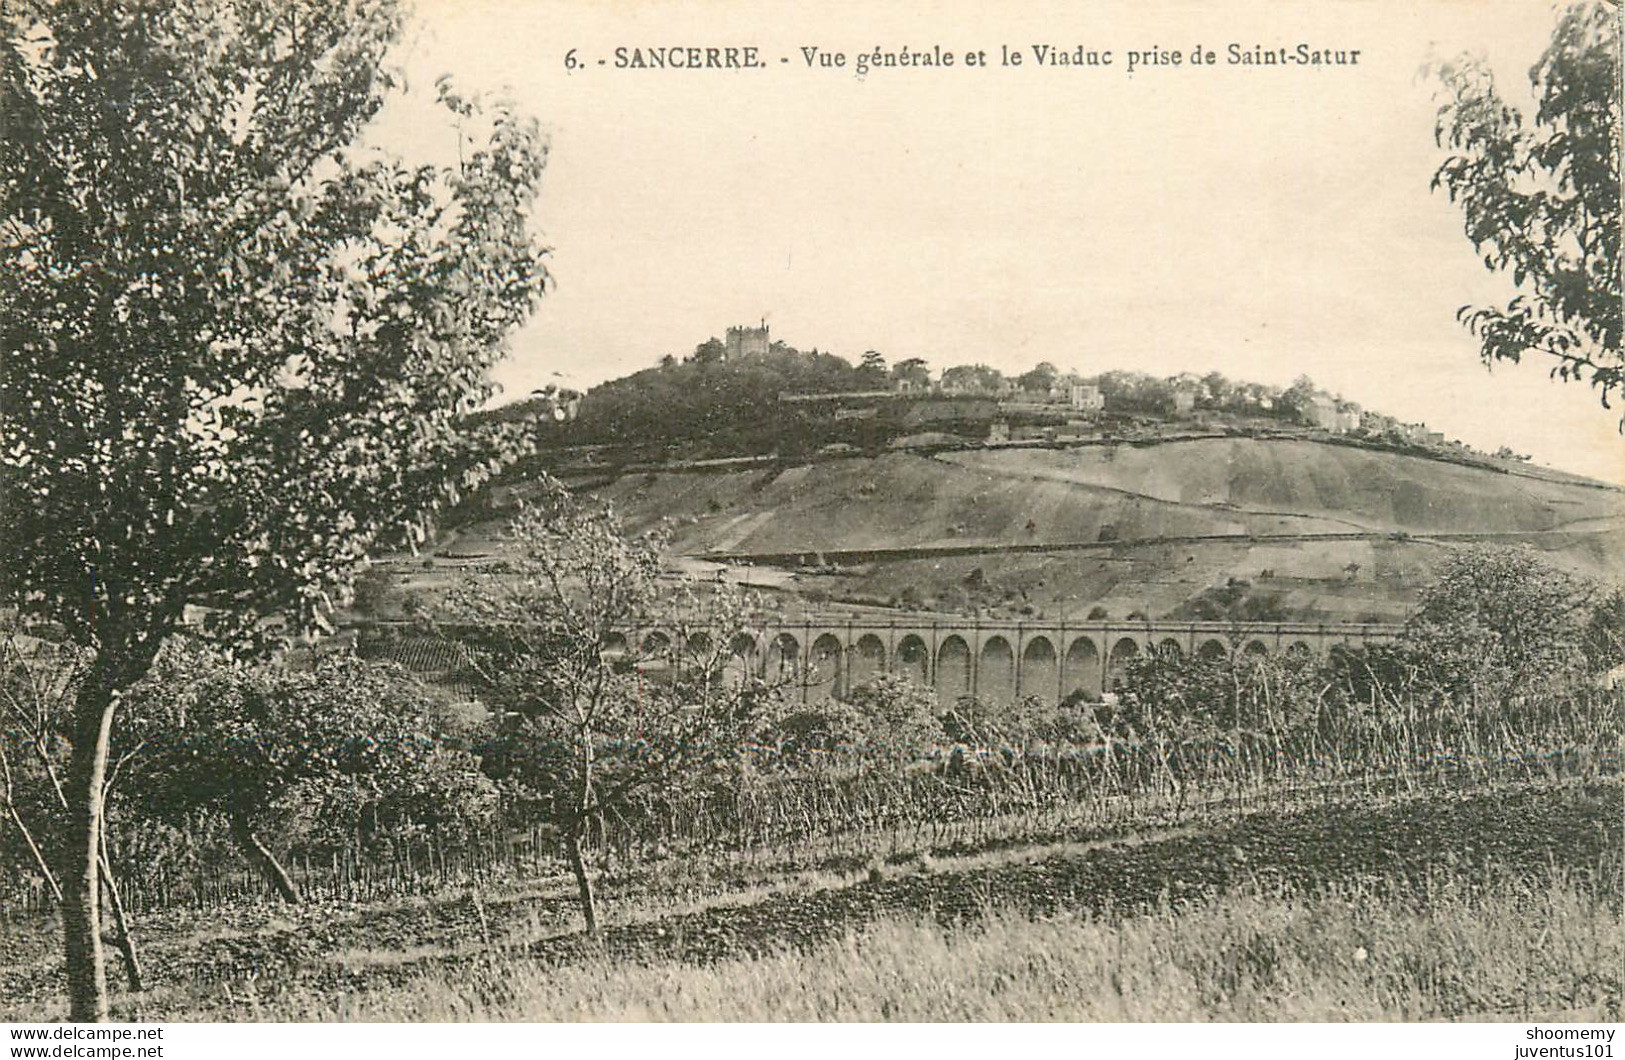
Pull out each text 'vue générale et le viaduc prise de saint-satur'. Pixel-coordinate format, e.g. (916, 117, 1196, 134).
(599, 41, 1363, 73)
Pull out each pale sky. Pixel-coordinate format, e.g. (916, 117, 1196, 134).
(376, 0, 1622, 483)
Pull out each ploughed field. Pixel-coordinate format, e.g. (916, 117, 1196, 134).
(1, 779, 1618, 1021)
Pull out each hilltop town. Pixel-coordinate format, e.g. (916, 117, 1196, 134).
(507, 323, 1540, 476)
(414, 324, 1625, 635)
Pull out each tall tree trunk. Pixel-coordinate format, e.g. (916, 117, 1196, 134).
(229, 812, 301, 905)
(564, 828, 597, 934)
(568, 729, 599, 934)
(63, 675, 117, 1022)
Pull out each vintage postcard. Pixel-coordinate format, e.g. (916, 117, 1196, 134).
(0, 0, 1618, 1048)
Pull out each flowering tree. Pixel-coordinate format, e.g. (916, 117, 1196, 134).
(1, 0, 548, 1019)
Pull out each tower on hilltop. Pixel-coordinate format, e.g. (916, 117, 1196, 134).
(725, 319, 770, 359)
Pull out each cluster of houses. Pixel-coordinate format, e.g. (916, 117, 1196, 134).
(930, 369, 1467, 447)
(673, 322, 1472, 455)
(779, 365, 1474, 456)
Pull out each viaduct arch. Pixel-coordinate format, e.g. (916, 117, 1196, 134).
(621, 615, 1401, 706)
(353, 616, 1399, 708)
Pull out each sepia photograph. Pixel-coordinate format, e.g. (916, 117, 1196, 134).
(0, 0, 1621, 1044)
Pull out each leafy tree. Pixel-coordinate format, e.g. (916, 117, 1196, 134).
(858, 350, 888, 386)
(1432, 2, 1622, 415)
(940, 363, 1004, 392)
(0, 0, 547, 1018)
(842, 672, 941, 755)
(890, 356, 932, 390)
(1201, 371, 1237, 409)
(569, 343, 868, 451)
(692, 337, 726, 365)
(1403, 545, 1593, 704)
(1279, 374, 1321, 421)
(1094, 369, 1174, 413)
(767, 698, 871, 757)
(118, 649, 495, 904)
(1017, 361, 1059, 394)
(445, 499, 782, 932)
(1240, 381, 1282, 412)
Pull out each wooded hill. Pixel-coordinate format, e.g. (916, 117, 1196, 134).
(481, 339, 1475, 464)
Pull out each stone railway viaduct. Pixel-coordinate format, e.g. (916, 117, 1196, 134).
(600, 616, 1401, 705)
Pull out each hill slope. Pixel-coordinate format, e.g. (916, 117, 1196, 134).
(390, 438, 1624, 625)
(585, 441, 1618, 546)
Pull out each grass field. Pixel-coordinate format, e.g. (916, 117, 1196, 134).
(2, 778, 1617, 1023)
(276, 868, 1621, 1022)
